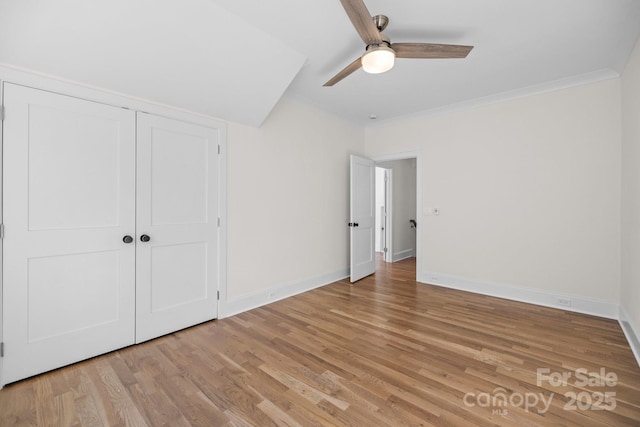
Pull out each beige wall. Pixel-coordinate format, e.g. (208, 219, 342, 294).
(365, 79, 622, 303)
(226, 98, 364, 299)
(622, 36, 640, 334)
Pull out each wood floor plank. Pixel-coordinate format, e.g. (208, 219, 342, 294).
(0, 380, 38, 426)
(1, 256, 639, 426)
(93, 358, 148, 427)
(34, 375, 57, 426)
(53, 391, 81, 427)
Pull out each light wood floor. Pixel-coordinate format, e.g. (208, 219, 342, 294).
(1, 257, 639, 426)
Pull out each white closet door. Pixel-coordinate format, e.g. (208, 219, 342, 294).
(2, 83, 136, 384)
(135, 112, 219, 343)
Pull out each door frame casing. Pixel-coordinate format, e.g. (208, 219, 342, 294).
(374, 166, 392, 261)
(384, 168, 393, 263)
(373, 152, 421, 278)
(0, 65, 227, 388)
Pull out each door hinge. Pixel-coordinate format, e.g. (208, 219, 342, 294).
(384, 247, 388, 253)
(217, 217, 221, 227)
(217, 291, 220, 300)
(0, 106, 4, 121)
(1, 342, 4, 358)
(217, 144, 221, 155)
(0, 223, 4, 240)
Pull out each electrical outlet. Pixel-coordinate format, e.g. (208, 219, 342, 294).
(557, 298, 572, 307)
(424, 207, 440, 216)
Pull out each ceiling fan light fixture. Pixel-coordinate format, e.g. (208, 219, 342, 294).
(361, 45, 395, 74)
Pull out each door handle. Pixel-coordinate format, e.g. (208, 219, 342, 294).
(140, 234, 151, 242)
(348, 222, 359, 227)
(122, 235, 133, 244)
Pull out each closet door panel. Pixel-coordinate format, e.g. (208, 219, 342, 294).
(150, 242, 208, 311)
(150, 129, 208, 225)
(136, 112, 219, 343)
(2, 83, 136, 385)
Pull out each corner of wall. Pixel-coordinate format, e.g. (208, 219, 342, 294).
(620, 31, 640, 366)
(220, 268, 349, 319)
(619, 305, 640, 368)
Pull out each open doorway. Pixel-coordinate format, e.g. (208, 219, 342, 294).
(374, 157, 418, 269)
(349, 153, 420, 282)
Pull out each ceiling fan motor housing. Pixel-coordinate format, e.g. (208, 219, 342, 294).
(366, 32, 392, 51)
(372, 14, 389, 31)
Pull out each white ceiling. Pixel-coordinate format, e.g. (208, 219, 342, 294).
(217, 0, 640, 125)
(2, 0, 640, 127)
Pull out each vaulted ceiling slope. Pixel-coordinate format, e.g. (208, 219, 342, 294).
(2, 1, 640, 127)
(0, 0, 306, 127)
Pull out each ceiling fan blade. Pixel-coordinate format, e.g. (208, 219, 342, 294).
(392, 43, 474, 59)
(323, 57, 362, 87)
(339, 0, 382, 45)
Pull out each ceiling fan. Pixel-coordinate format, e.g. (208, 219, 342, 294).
(324, 0, 474, 86)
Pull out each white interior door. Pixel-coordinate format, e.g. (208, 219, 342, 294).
(2, 83, 136, 384)
(135, 112, 219, 343)
(350, 155, 376, 282)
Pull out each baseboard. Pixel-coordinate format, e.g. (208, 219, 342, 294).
(418, 271, 619, 319)
(619, 305, 640, 368)
(392, 249, 415, 262)
(220, 268, 349, 318)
